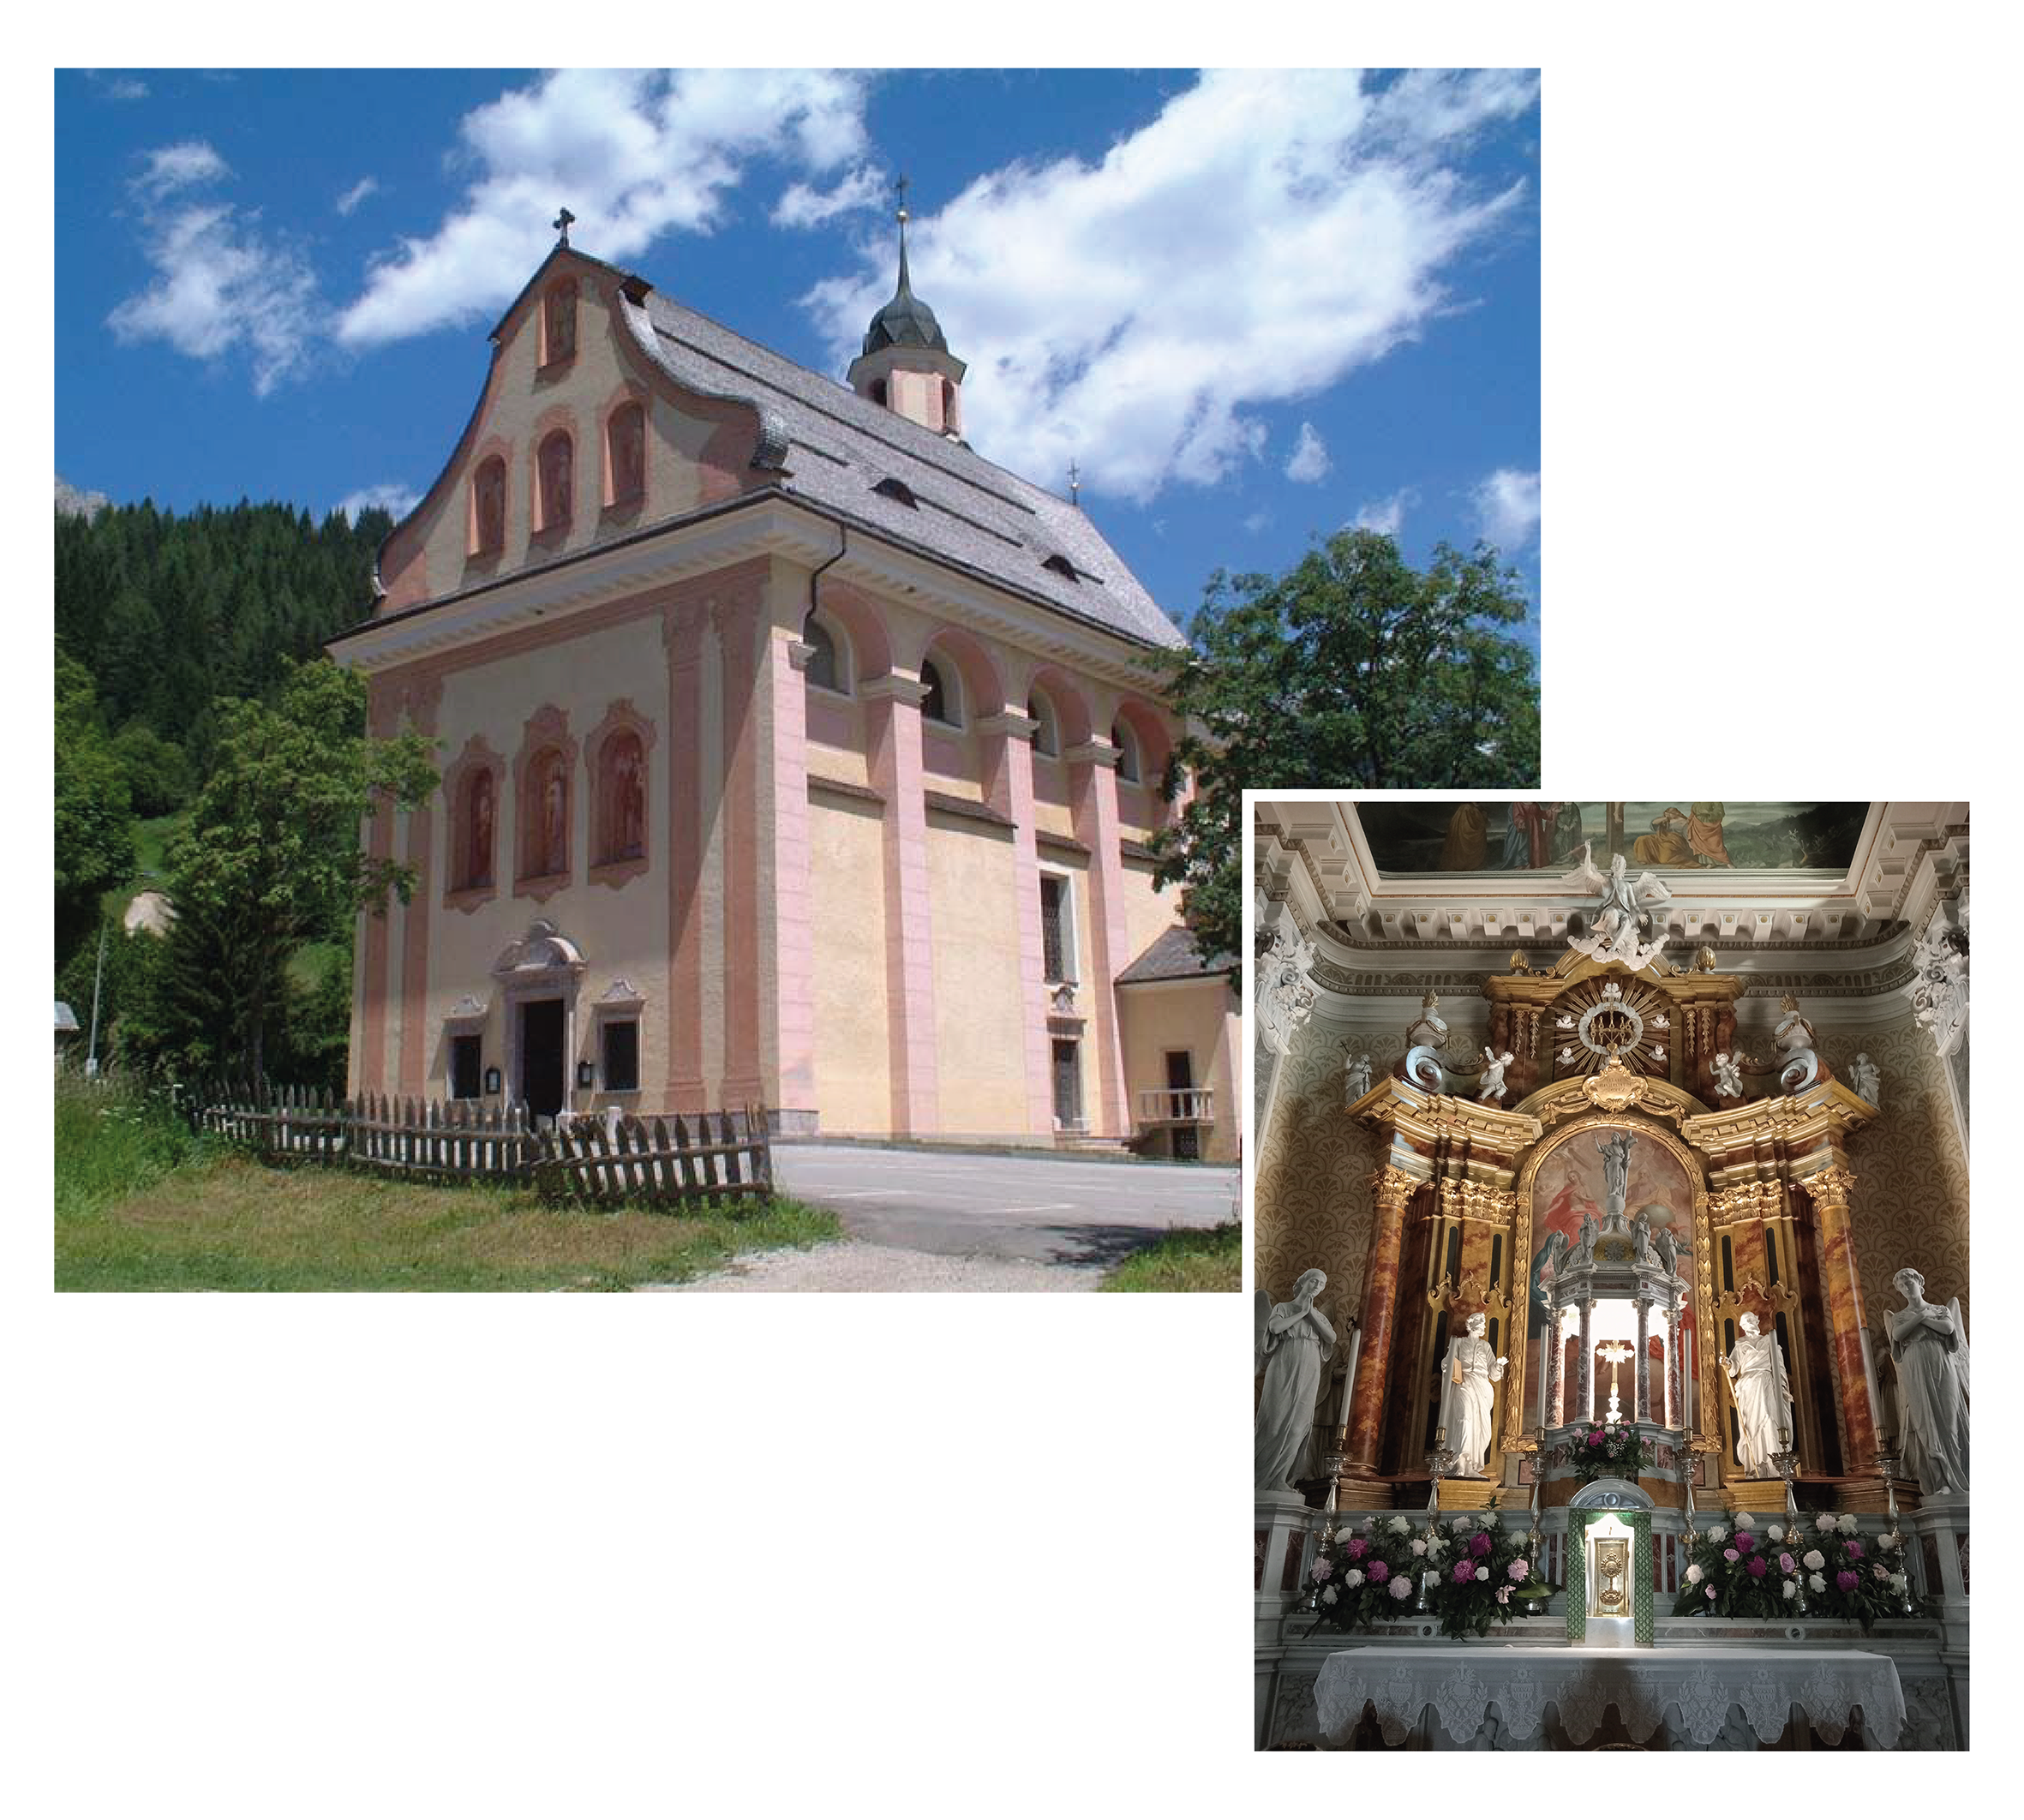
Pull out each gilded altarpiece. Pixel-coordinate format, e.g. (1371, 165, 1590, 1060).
(1344, 954, 1879, 1505)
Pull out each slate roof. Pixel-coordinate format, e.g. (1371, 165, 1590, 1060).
(1117, 925, 1235, 985)
(626, 284, 1187, 652)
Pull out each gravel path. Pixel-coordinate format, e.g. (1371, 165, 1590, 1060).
(648, 1239, 1104, 1292)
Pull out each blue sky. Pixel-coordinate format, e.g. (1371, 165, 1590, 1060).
(55, 68, 1539, 644)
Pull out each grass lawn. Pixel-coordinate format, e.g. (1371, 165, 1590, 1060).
(56, 1076, 841, 1291)
(1099, 1220, 1240, 1292)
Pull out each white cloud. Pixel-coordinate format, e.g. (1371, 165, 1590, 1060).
(108, 149, 321, 396)
(337, 482, 421, 524)
(1284, 422, 1330, 483)
(800, 69, 1534, 504)
(1351, 487, 1418, 536)
(137, 141, 231, 198)
(87, 73, 149, 102)
(338, 69, 870, 348)
(336, 177, 380, 217)
(1243, 507, 1272, 535)
(773, 164, 885, 229)
(1473, 465, 1692, 550)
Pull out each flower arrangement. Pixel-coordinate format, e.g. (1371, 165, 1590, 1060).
(1671, 1511, 1916, 1630)
(1799, 1512, 1914, 1633)
(1567, 1419, 1648, 1485)
(1297, 1514, 1421, 1634)
(1428, 1501, 1530, 1641)
(1670, 1509, 1785, 1619)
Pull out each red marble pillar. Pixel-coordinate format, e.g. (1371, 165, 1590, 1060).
(1799, 1164, 1879, 1473)
(1344, 1167, 1419, 1473)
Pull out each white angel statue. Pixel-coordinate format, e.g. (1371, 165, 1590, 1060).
(1476, 1048, 1515, 1104)
(1889, 1267, 1968, 1494)
(1255, 1272, 1336, 1492)
(1710, 1051, 1745, 1099)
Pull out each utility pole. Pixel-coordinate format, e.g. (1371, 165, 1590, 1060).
(85, 916, 108, 1078)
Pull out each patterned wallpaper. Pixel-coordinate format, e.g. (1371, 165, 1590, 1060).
(1836, 1022, 1971, 1338)
(1254, 1009, 1969, 1365)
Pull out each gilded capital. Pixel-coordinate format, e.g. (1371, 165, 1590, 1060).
(1368, 1165, 1422, 1210)
(1798, 1164, 1857, 1207)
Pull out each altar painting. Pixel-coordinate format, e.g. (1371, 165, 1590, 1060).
(1523, 1129, 1696, 1431)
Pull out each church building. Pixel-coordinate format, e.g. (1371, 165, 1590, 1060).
(1252, 800, 1969, 1750)
(328, 215, 1236, 1158)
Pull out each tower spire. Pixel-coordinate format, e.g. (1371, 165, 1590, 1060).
(895, 172, 912, 294)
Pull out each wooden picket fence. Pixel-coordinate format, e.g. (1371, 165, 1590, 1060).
(188, 1082, 771, 1209)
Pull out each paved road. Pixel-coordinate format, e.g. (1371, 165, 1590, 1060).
(769, 1142, 1238, 1269)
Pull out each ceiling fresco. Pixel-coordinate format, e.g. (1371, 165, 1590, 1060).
(1356, 803, 1871, 878)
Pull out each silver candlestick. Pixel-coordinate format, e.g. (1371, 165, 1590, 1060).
(1874, 1438, 1917, 1617)
(1417, 1427, 1458, 1612)
(1770, 1427, 1806, 1615)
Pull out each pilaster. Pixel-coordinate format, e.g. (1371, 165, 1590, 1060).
(1067, 737, 1132, 1137)
(979, 709, 1053, 1138)
(864, 673, 940, 1135)
(662, 599, 707, 1111)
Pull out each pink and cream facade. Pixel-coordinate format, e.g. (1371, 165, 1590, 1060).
(332, 243, 1236, 1158)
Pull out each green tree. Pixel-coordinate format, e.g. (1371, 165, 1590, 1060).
(1150, 530, 1539, 961)
(55, 646, 136, 972)
(111, 722, 195, 818)
(162, 659, 435, 1081)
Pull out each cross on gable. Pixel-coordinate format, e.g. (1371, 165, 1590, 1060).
(554, 207, 575, 246)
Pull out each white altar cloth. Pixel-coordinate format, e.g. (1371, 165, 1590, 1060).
(1313, 1645, 1907, 1750)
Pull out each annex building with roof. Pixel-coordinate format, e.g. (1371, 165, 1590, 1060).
(329, 224, 1236, 1158)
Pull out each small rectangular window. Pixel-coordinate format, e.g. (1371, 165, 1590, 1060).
(602, 1019, 640, 1093)
(449, 1033, 482, 1100)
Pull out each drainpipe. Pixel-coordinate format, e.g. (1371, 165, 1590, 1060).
(808, 522, 847, 626)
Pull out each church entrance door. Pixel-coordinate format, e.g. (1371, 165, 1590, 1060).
(521, 997, 566, 1119)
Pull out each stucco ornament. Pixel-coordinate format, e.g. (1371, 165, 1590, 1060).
(1255, 923, 1318, 1058)
(1402, 992, 1451, 1091)
(1564, 849, 1673, 970)
(1848, 1052, 1882, 1108)
(1710, 1051, 1746, 1099)
(1255, 1270, 1336, 1491)
(1435, 1311, 1507, 1476)
(1722, 1312, 1794, 1479)
(1476, 1048, 1515, 1105)
(1773, 995, 1823, 1093)
(1906, 897, 1969, 1057)
(1889, 1268, 1969, 1494)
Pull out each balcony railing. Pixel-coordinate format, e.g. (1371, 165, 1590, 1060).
(1137, 1087, 1214, 1124)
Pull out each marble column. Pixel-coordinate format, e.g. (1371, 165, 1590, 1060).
(1544, 1302, 1566, 1428)
(1799, 1164, 1880, 1473)
(1578, 1299, 1594, 1424)
(1635, 1296, 1652, 1422)
(1344, 1166, 1419, 1473)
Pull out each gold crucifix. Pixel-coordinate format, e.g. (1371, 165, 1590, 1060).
(1597, 1340, 1634, 1422)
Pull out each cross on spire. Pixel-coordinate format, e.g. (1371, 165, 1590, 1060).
(891, 173, 913, 294)
(1068, 459, 1081, 505)
(553, 207, 575, 247)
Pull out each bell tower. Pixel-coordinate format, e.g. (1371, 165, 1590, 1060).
(847, 176, 967, 437)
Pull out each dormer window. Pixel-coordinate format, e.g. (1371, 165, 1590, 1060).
(607, 401, 645, 506)
(920, 657, 961, 728)
(1043, 554, 1080, 582)
(537, 431, 573, 531)
(873, 476, 918, 509)
(471, 455, 506, 556)
(542, 278, 578, 367)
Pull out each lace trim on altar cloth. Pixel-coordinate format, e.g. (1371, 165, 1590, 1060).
(1312, 1649, 1907, 1750)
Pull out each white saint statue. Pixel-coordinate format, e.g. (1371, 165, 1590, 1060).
(1436, 1310, 1507, 1477)
(1343, 1051, 1372, 1104)
(1597, 1129, 1634, 1217)
(1722, 1311, 1793, 1478)
(1849, 1052, 1882, 1107)
(1888, 1267, 1969, 1494)
(1255, 1269, 1336, 1492)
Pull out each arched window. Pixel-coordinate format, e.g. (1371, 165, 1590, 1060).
(940, 377, 959, 434)
(920, 656, 960, 728)
(1111, 718, 1141, 783)
(538, 431, 573, 531)
(607, 401, 645, 506)
(520, 748, 571, 882)
(803, 614, 850, 696)
(1027, 691, 1058, 758)
(596, 730, 646, 865)
(870, 377, 889, 408)
(543, 279, 578, 366)
(456, 768, 495, 890)
(471, 455, 506, 556)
